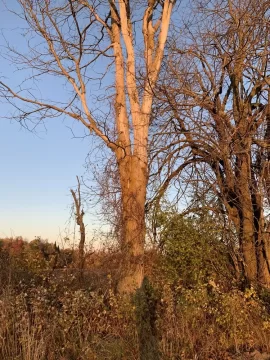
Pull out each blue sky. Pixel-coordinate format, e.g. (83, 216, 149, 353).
(0, 2, 182, 243)
(0, 117, 95, 242)
(0, 3, 99, 242)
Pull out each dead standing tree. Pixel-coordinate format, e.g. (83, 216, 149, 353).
(154, 0, 270, 286)
(0, 0, 175, 292)
(70, 176, 86, 280)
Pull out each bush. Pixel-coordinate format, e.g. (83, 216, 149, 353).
(157, 283, 270, 359)
(0, 279, 139, 360)
(159, 213, 232, 287)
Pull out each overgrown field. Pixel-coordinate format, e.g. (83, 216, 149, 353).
(1, 216, 270, 360)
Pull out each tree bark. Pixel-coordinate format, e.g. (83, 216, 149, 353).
(256, 218, 270, 287)
(236, 154, 257, 283)
(117, 155, 148, 293)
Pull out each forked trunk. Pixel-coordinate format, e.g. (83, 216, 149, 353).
(226, 154, 270, 286)
(229, 203, 270, 287)
(230, 195, 270, 286)
(117, 155, 148, 293)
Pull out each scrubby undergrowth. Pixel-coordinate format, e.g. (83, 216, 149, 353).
(1, 222, 270, 360)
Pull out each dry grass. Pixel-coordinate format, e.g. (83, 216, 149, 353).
(0, 244, 270, 360)
(0, 276, 270, 360)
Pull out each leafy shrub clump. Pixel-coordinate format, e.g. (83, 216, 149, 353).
(159, 213, 232, 287)
(157, 283, 270, 359)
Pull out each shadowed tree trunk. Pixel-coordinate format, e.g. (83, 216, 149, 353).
(151, 0, 270, 287)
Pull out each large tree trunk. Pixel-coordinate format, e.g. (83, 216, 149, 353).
(256, 214, 270, 287)
(117, 155, 148, 293)
(235, 153, 257, 283)
(226, 195, 270, 287)
(224, 153, 270, 286)
(240, 208, 257, 284)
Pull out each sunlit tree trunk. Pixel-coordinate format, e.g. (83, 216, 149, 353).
(117, 155, 148, 292)
(0, 0, 175, 293)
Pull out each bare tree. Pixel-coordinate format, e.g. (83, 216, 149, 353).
(152, 0, 270, 286)
(70, 176, 86, 280)
(0, 0, 175, 292)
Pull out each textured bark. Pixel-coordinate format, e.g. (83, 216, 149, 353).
(109, 1, 174, 292)
(237, 154, 257, 283)
(117, 156, 148, 293)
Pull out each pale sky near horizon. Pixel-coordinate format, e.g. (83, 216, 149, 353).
(0, 2, 103, 243)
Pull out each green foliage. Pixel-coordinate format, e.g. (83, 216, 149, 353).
(159, 212, 231, 286)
